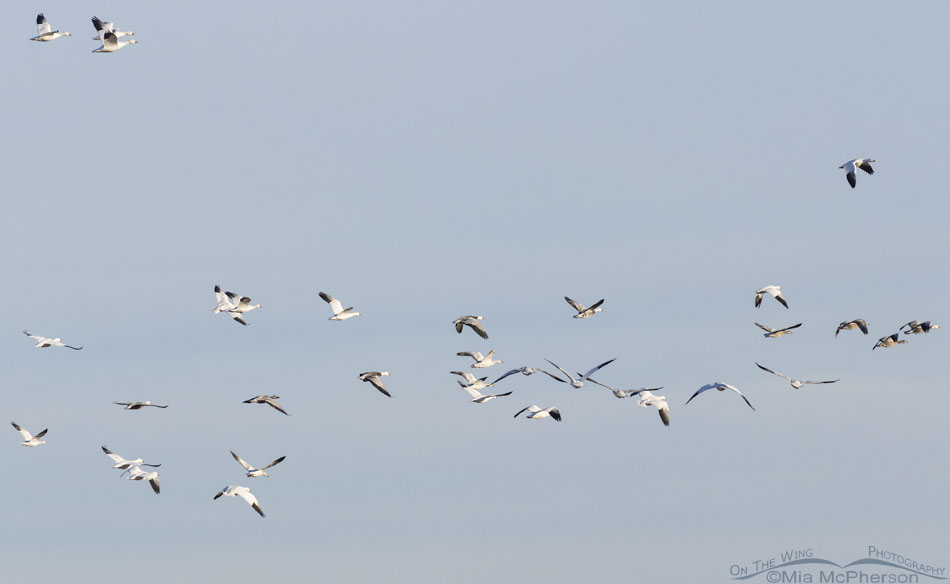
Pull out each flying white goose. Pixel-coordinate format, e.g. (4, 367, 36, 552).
(101, 446, 160, 470)
(637, 391, 670, 427)
(30, 14, 71, 41)
(456, 350, 502, 368)
(243, 395, 289, 415)
(230, 451, 286, 478)
(491, 366, 565, 384)
(93, 31, 138, 53)
(319, 292, 360, 320)
(754, 322, 803, 338)
(459, 384, 513, 404)
(23, 330, 82, 350)
(585, 377, 663, 399)
(564, 296, 605, 319)
(754, 285, 788, 309)
(755, 363, 839, 390)
(214, 485, 265, 518)
(900, 320, 940, 335)
(113, 401, 168, 410)
(543, 358, 616, 389)
(359, 371, 392, 397)
(836, 319, 869, 337)
(11, 422, 47, 447)
(839, 158, 875, 189)
(90, 16, 134, 40)
(513, 405, 561, 421)
(212, 286, 260, 325)
(450, 371, 493, 391)
(873, 333, 908, 350)
(685, 382, 755, 411)
(122, 466, 160, 494)
(454, 315, 488, 339)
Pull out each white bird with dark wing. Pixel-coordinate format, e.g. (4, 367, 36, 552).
(212, 286, 261, 325)
(454, 315, 488, 339)
(230, 451, 285, 478)
(90, 16, 134, 40)
(754, 322, 802, 338)
(459, 384, 513, 404)
(319, 292, 360, 320)
(491, 366, 565, 384)
(11, 422, 47, 447)
(585, 377, 663, 399)
(839, 158, 875, 189)
(359, 372, 392, 397)
(637, 391, 670, 427)
(873, 333, 908, 350)
(513, 405, 561, 421)
(214, 485, 265, 518)
(451, 371, 493, 391)
(836, 319, 869, 337)
(456, 350, 502, 368)
(243, 395, 289, 415)
(113, 401, 168, 410)
(212, 285, 237, 313)
(92, 31, 138, 53)
(121, 466, 160, 494)
(686, 382, 755, 411)
(755, 363, 839, 390)
(564, 296, 604, 319)
(30, 14, 71, 41)
(900, 320, 940, 335)
(543, 358, 616, 389)
(102, 446, 161, 470)
(754, 285, 788, 309)
(23, 330, 82, 350)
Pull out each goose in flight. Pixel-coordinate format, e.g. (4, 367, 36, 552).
(514, 405, 561, 421)
(564, 297, 604, 319)
(214, 485, 265, 518)
(585, 377, 663, 399)
(459, 385, 513, 404)
(121, 466, 160, 494)
(450, 371, 493, 391)
(212, 286, 261, 325)
(230, 451, 286, 478)
(685, 382, 755, 411)
(23, 330, 82, 350)
(836, 319, 869, 337)
(93, 31, 138, 53)
(454, 315, 488, 339)
(755, 363, 839, 389)
(101, 446, 160, 470)
(543, 358, 616, 389)
(637, 391, 670, 426)
(456, 350, 502, 368)
(900, 320, 940, 335)
(839, 158, 875, 189)
(319, 292, 360, 321)
(113, 401, 168, 410)
(90, 16, 134, 40)
(754, 322, 802, 338)
(491, 366, 565, 385)
(359, 371, 392, 397)
(243, 395, 289, 415)
(30, 14, 71, 41)
(11, 422, 47, 447)
(754, 285, 788, 309)
(873, 333, 908, 350)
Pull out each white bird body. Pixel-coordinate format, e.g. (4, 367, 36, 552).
(457, 350, 502, 368)
(23, 330, 82, 350)
(755, 363, 839, 390)
(454, 315, 488, 339)
(214, 485, 265, 517)
(543, 358, 616, 389)
(359, 371, 392, 397)
(243, 395, 289, 415)
(93, 31, 138, 53)
(102, 446, 160, 470)
(754, 322, 802, 338)
(231, 451, 285, 478)
(114, 401, 168, 410)
(564, 296, 605, 319)
(319, 292, 360, 320)
(900, 320, 939, 335)
(451, 371, 493, 391)
(754, 285, 788, 309)
(873, 333, 908, 350)
(839, 158, 875, 189)
(637, 391, 670, 426)
(513, 405, 561, 421)
(686, 382, 755, 411)
(836, 319, 869, 337)
(11, 422, 47, 447)
(30, 14, 71, 41)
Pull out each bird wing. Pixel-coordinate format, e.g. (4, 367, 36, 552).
(754, 322, 776, 333)
(462, 386, 483, 399)
(230, 313, 248, 326)
(775, 323, 802, 333)
(755, 362, 791, 381)
(543, 359, 575, 383)
(102, 446, 125, 464)
(263, 398, 289, 415)
(149, 477, 160, 495)
(260, 456, 286, 471)
(535, 368, 566, 383)
(64, 344, 83, 350)
(754, 293, 763, 308)
(491, 369, 521, 384)
(584, 376, 616, 391)
(467, 321, 489, 339)
(368, 377, 391, 397)
(721, 383, 755, 411)
(588, 298, 605, 311)
(451, 371, 477, 383)
(103, 31, 118, 47)
(231, 451, 253, 471)
(857, 160, 874, 175)
(456, 351, 483, 361)
(581, 358, 616, 380)
(855, 319, 869, 334)
(846, 170, 856, 188)
(234, 488, 264, 516)
(685, 384, 715, 405)
(775, 294, 789, 308)
(564, 297, 585, 312)
(547, 408, 562, 422)
(800, 379, 840, 385)
(454, 320, 464, 333)
(11, 422, 32, 441)
(513, 405, 539, 418)
(37, 14, 51, 35)
(319, 292, 344, 315)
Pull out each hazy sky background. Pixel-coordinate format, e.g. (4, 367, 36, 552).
(3, 1, 948, 582)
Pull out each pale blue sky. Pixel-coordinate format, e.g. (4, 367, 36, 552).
(3, 1, 948, 582)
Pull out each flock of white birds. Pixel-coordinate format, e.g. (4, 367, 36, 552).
(28, 13, 137, 52)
